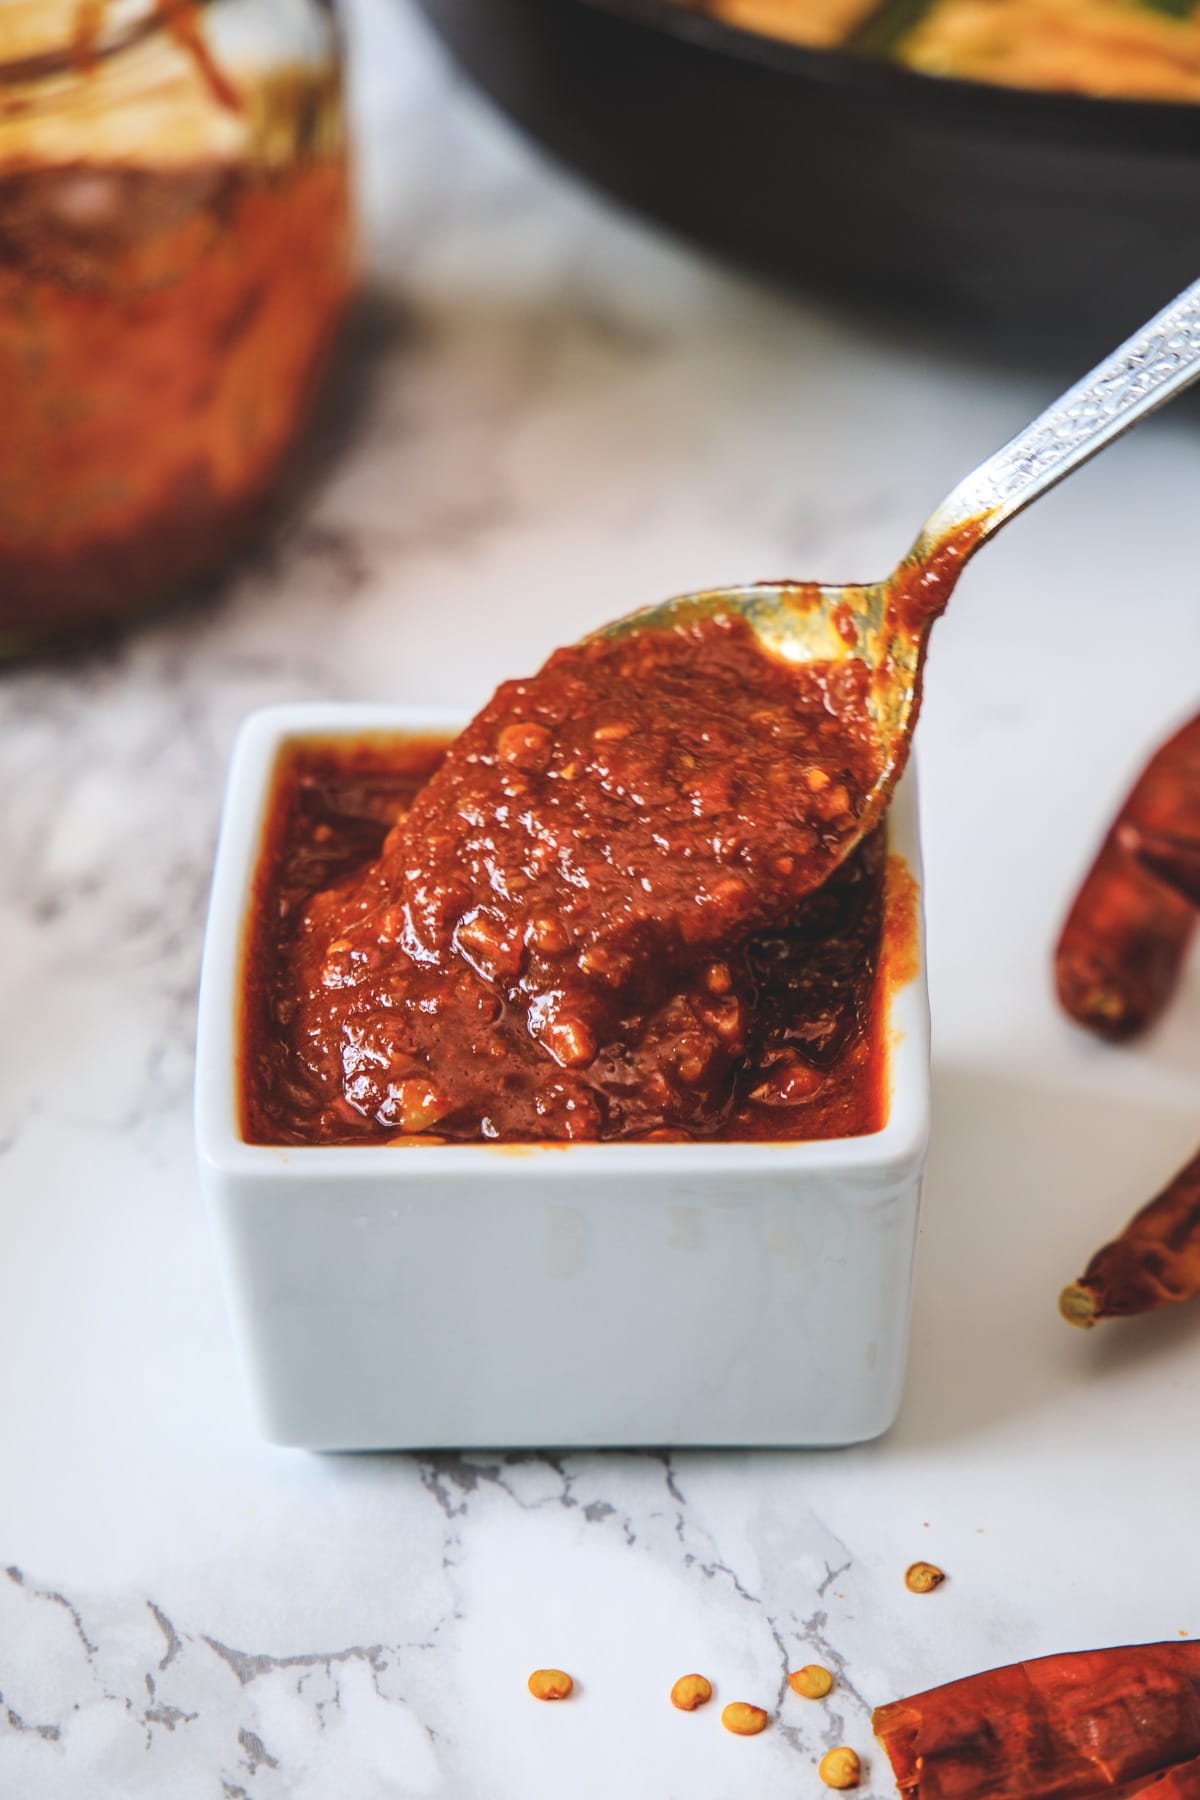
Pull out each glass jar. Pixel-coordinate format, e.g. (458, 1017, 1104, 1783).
(0, 0, 354, 653)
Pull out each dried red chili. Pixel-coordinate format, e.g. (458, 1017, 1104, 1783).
(873, 1642, 1200, 1800)
(1122, 824, 1200, 910)
(1061, 1145, 1200, 1327)
(1120, 1755, 1200, 1797)
(877, 1648, 1200, 1800)
(1055, 713, 1200, 1041)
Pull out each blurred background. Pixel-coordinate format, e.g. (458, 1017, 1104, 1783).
(5, 0, 1200, 654)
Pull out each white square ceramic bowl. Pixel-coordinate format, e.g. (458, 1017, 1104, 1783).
(195, 703, 930, 1451)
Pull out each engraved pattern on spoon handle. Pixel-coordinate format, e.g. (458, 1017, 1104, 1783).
(922, 276, 1200, 548)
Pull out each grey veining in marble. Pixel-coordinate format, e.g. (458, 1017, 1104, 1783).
(3, 1453, 904, 1797)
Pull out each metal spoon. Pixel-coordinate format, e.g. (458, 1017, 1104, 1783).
(601, 278, 1200, 874)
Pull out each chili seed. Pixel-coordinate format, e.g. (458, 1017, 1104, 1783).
(671, 1031, 715, 1086)
(751, 1055, 826, 1107)
(527, 1668, 573, 1701)
(819, 1746, 862, 1789)
(454, 909, 522, 980)
(701, 995, 744, 1044)
(579, 942, 634, 982)
(904, 1560, 947, 1594)
(497, 721, 552, 772)
(387, 1078, 451, 1135)
(815, 783, 852, 821)
(721, 1701, 769, 1736)
(524, 912, 570, 955)
(538, 1015, 597, 1069)
(788, 1663, 834, 1700)
(670, 1673, 713, 1711)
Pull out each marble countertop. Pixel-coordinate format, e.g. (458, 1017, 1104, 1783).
(3, 2, 1200, 1794)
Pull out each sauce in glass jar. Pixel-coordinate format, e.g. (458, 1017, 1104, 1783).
(0, 0, 354, 652)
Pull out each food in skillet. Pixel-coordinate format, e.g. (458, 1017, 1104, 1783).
(678, 0, 881, 46)
(899, 0, 1200, 101)
(671, 0, 1200, 102)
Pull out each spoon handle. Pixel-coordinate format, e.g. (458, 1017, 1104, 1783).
(920, 276, 1200, 552)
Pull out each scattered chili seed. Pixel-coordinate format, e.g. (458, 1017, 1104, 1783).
(819, 1745, 862, 1789)
(704, 960, 733, 995)
(527, 1668, 574, 1701)
(670, 1673, 713, 1712)
(497, 720, 552, 772)
(537, 1013, 597, 1069)
(386, 1077, 452, 1136)
(721, 1701, 769, 1736)
(789, 1663, 834, 1699)
(905, 1560, 947, 1594)
(815, 783, 852, 822)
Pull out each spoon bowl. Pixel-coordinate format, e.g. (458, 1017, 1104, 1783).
(596, 572, 904, 844)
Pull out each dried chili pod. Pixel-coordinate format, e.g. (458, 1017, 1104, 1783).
(1055, 713, 1200, 1040)
(872, 1642, 1200, 1800)
(1121, 823, 1200, 911)
(1116, 1755, 1200, 1798)
(1060, 1145, 1200, 1327)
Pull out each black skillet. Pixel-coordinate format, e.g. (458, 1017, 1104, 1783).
(411, 0, 1200, 354)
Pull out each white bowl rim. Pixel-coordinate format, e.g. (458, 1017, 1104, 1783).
(195, 703, 932, 1188)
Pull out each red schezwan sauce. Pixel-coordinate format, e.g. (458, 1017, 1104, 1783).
(241, 613, 910, 1147)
